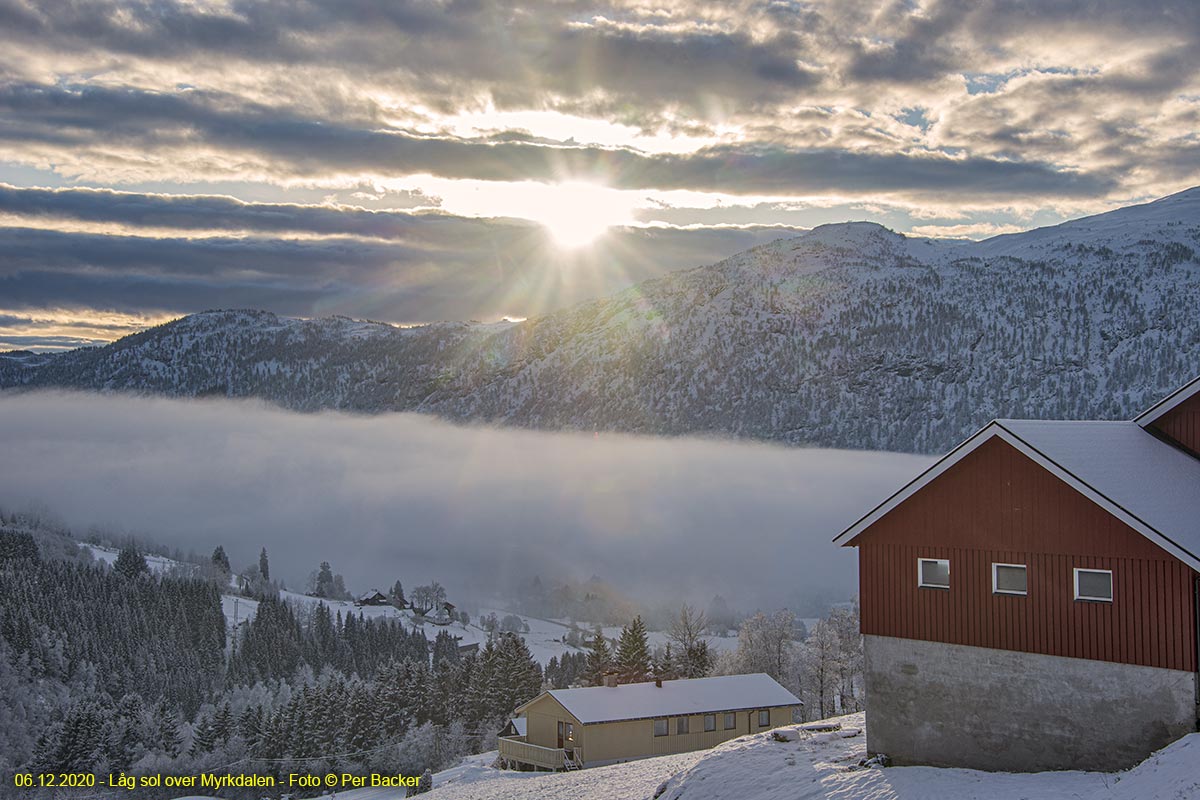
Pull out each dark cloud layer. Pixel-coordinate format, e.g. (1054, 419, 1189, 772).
(0, 391, 930, 611)
(0, 188, 807, 321)
(0, 82, 1113, 197)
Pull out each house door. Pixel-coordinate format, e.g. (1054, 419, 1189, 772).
(557, 721, 564, 749)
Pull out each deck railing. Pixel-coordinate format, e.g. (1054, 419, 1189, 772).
(498, 738, 581, 770)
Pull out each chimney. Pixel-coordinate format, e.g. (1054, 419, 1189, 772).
(603, 674, 619, 688)
(654, 678, 663, 688)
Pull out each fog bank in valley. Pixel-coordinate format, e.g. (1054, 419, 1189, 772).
(0, 392, 930, 613)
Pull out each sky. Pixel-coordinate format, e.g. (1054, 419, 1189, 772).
(0, 391, 930, 613)
(1, 0, 1199, 349)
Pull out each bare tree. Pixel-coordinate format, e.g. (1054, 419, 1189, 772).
(668, 604, 713, 678)
(410, 582, 447, 616)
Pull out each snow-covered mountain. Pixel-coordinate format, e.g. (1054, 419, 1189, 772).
(4, 188, 1199, 454)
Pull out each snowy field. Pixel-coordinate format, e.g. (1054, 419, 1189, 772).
(169, 713, 1200, 800)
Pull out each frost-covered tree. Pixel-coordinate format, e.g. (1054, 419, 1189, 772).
(731, 610, 797, 687)
(258, 547, 270, 581)
(211, 546, 230, 575)
(114, 544, 148, 579)
(584, 626, 612, 685)
(615, 616, 651, 683)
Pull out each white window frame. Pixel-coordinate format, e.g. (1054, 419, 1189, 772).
(1074, 568, 1113, 602)
(758, 709, 770, 727)
(917, 558, 950, 589)
(723, 712, 736, 730)
(704, 714, 716, 732)
(992, 562, 1028, 596)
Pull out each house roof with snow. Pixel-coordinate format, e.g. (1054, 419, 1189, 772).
(517, 674, 800, 725)
(834, 418, 1200, 571)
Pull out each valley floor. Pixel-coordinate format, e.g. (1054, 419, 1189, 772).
(173, 713, 1200, 800)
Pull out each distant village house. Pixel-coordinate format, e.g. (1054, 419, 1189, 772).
(834, 374, 1200, 772)
(354, 589, 389, 607)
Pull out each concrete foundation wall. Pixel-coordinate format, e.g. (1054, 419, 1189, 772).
(864, 635, 1197, 771)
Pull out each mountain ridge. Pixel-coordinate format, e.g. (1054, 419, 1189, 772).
(3, 187, 1199, 454)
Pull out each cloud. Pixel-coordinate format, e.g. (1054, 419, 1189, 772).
(0, 81, 1116, 199)
(0, 210, 808, 323)
(0, 391, 930, 612)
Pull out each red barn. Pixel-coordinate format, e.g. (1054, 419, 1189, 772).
(834, 375, 1200, 771)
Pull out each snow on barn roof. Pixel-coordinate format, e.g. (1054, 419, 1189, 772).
(520, 674, 800, 725)
(835, 419, 1200, 571)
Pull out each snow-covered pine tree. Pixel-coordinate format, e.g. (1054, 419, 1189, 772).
(156, 702, 182, 758)
(584, 626, 612, 686)
(615, 616, 651, 683)
(114, 544, 148, 579)
(211, 545, 230, 575)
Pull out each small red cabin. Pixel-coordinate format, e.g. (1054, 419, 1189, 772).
(834, 375, 1200, 772)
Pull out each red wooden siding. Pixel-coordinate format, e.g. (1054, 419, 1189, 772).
(855, 437, 1198, 672)
(1150, 391, 1200, 457)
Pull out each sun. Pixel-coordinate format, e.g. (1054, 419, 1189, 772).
(529, 181, 637, 248)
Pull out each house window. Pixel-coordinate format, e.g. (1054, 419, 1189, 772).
(918, 558, 950, 589)
(992, 563, 1028, 595)
(1074, 568, 1113, 602)
(723, 712, 736, 730)
(653, 718, 668, 737)
(704, 714, 716, 732)
(565, 722, 574, 743)
(758, 709, 770, 727)
(676, 716, 689, 735)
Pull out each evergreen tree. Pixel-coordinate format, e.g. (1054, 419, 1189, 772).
(615, 616, 651, 682)
(432, 630, 460, 666)
(0, 531, 39, 562)
(390, 580, 406, 607)
(157, 703, 182, 757)
(191, 713, 216, 755)
(114, 544, 148, 579)
(314, 561, 335, 598)
(259, 547, 270, 581)
(211, 545, 231, 575)
(584, 627, 612, 686)
(212, 702, 234, 744)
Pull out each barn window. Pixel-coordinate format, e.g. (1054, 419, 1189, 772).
(653, 718, 668, 737)
(704, 714, 716, 732)
(758, 710, 770, 727)
(723, 713, 736, 730)
(676, 716, 690, 734)
(1074, 568, 1113, 602)
(918, 558, 950, 589)
(992, 563, 1028, 595)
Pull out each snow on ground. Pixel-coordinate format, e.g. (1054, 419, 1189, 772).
(81, 542, 732, 666)
(478, 609, 588, 665)
(82, 543, 182, 575)
(599, 625, 739, 656)
(173, 713, 1200, 800)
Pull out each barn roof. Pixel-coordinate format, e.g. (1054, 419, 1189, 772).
(834, 419, 1200, 572)
(1134, 374, 1200, 429)
(516, 674, 800, 725)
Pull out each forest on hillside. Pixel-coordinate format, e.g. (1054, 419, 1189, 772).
(0, 514, 863, 800)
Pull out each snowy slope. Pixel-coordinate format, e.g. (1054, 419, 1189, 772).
(5, 186, 1199, 453)
(258, 713, 1199, 800)
(79, 545, 590, 664)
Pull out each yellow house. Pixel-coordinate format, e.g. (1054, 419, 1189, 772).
(498, 673, 801, 770)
